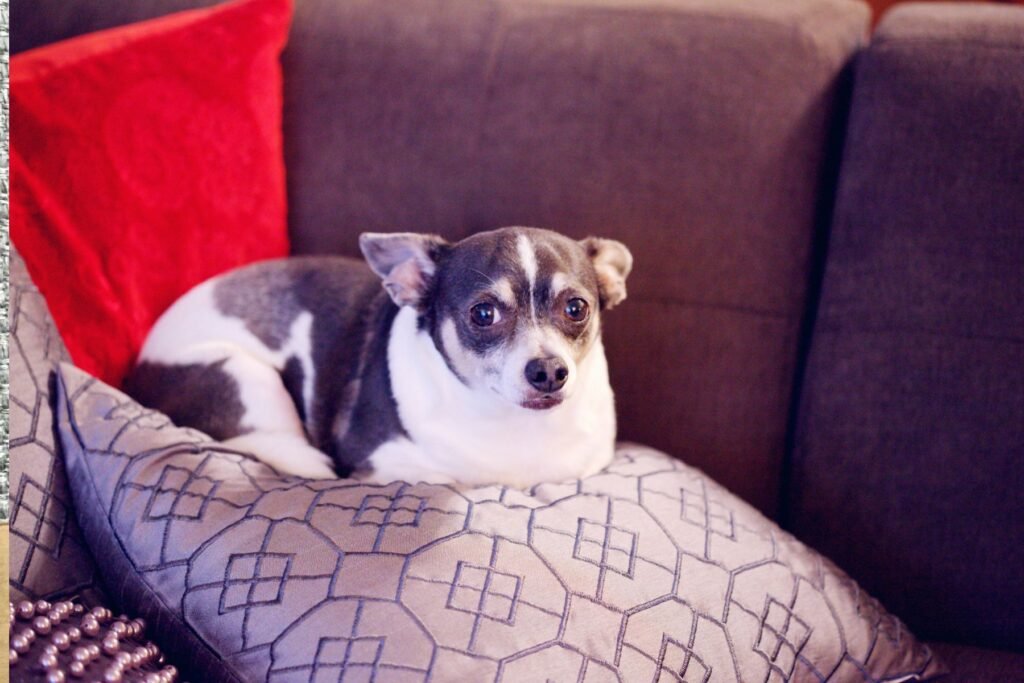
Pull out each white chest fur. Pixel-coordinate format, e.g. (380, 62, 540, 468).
(365, 307, 617, 487)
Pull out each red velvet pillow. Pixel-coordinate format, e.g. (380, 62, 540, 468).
(11, 0, 292, 387)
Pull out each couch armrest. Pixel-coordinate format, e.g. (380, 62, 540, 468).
(788, 2, 1024, 650)
(7, 249, 108, 606)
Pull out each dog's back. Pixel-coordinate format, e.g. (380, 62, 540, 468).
(125, 256, 401, 476)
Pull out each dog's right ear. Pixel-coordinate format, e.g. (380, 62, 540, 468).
(359, 233, 450, 309)
(580, 237, 633, 310)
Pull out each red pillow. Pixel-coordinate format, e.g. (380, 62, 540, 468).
(11, 0, 292, 387)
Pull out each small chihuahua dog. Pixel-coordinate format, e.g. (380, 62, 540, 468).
(126, 227, 632, 487)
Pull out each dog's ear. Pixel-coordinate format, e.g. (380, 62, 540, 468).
(359, 232, 450, 308)
(580, 237, 633, 310)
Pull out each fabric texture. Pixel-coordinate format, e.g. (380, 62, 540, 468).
(7, 247, 107, 606)
(786, 3, 1024, 652)
(56, 363, 943, 683)
(278, 0, 870, 517)
(10, 0, 226, 54)
(927, 643, 1024, 683)
(9, 0, 292, 387)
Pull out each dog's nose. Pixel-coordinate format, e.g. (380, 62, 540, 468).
(525, 357, 569, 393)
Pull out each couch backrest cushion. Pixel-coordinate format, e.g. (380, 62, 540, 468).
(12, 0, 868, 515)
(10, 0, 225, 53)
(280, 0, 868, 515)
(787, 4, 1024, 650)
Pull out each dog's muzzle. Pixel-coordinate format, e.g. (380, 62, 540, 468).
(522, 357, 568, 410)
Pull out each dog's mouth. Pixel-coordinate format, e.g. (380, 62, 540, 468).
(521, 395, 563, 411)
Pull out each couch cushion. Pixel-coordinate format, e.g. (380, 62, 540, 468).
(7, 247, 107, 606)
(11, 0, 224, 54)
(55, 363, 943, 682)
(787, 3, 1024, 651)
(281, 0, 870, 516)
(928, 643, 1024, 683)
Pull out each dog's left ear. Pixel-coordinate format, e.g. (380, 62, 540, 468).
(359, 232, 450, 308)
(580, 237, 633, 310)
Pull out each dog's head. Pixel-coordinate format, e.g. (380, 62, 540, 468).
(360, 227, 632, 410)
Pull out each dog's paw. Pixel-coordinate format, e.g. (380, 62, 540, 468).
(222, 432, 337, 479)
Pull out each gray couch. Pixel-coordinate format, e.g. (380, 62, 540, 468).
(10, 0, 1023, 679)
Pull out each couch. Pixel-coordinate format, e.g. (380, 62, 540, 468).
(9, 0, 1023, 679)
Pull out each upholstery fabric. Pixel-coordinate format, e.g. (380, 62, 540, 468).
(927, 642, 1024, 683)
(280, 0, 869, 517)
(7, 247, 107, 606)
(787, 4, 1024, 652)
(11, 0, 871, 515)
(55, 364, 943, 683)
(11, 0, 225, 54)
(9, 0, 291, 387)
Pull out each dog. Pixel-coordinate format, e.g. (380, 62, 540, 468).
(125, 227, 632, 487)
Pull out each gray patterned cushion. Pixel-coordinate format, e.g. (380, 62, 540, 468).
(54, 363, 945, 682)
(7, 248, 107, 605)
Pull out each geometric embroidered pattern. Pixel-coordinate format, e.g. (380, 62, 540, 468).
(656, 635, 712, 683)
(143, 466, 220, 521)
(572, 518, 637, 578)
(313, 635, 386, 680)
(446, 561, 522, 625)
(220, 552, 293, 613)
(353, 493, 427, 528)
(352, 492, 430, 553)
(10, 477, 68, 558)
(680, 482, 736, 541)
(754, 597, 813, 679)
(54, 364, 944, 682)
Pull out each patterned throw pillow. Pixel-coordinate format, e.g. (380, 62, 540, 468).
(54, 363, 945, 682)
(7, 248, 107, 606)
(10, 0, 291, 387)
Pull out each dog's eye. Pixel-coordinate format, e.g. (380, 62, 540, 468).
(470, 302, 500, 327)
(565, 297, 589, 322)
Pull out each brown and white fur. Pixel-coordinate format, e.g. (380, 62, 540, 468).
(126, 227, 632, 487)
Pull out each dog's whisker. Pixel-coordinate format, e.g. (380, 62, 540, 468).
(470, 268, 499, 287)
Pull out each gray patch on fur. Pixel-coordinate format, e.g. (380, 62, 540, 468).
(213, 266, 303, 350)
(200, 257, 404, 471)
(124, 360, 249, 441)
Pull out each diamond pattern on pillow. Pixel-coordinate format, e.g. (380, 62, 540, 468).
(54, 363, 945, 682)
(7, 248, 107, 605)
